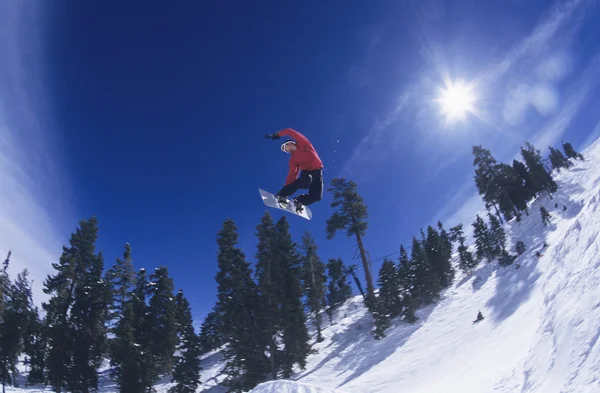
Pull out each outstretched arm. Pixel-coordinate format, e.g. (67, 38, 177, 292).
(278, 128, 311, 150)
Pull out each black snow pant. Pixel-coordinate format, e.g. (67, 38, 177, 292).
(277, 168, 323, 206)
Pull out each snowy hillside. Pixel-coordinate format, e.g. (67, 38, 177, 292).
(247, 139, 600, 393)
(8, 138, 600, 393)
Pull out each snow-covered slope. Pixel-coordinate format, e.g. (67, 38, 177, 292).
(249, 139, 600, 393)
(8, 139, 600, 393)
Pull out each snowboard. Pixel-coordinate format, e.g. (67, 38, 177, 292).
(258, 188, 312, 220)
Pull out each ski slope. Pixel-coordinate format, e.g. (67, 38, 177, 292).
(8, 139, 600, 393)
(249, 139, 600, 393)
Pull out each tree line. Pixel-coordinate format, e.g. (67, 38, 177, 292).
(0, 140, 583, 393)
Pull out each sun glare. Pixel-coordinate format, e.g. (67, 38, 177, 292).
(437, 79, 477, 122)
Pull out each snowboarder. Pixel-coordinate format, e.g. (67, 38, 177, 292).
(265, 128, 324, 213)
(473, 311, 484, 324)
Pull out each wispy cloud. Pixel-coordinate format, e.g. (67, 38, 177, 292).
(0, 2, 73, 306)
(433, 0, 597, 225)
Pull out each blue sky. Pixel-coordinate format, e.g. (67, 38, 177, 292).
(2, 0, 600, 324)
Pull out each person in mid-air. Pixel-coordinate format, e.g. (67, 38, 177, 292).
(265, 128, 323, 213)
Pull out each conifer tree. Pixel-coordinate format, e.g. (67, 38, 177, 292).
(472, 145, 503, 222)
(512, 159, 536, 203)
(25, 306, 46, 385)
(487, 213, 507, 257)
(549, 146, 573, 172)
(562, 141, 584, 160)
(198, 309, 224, 354)
(105, 243, 136, 331)
(397, 245, 417, 322)
(449, 224, 477, 274)
(300, 232, 327, 343)
(111, 297, 143, 393)
(215, 219, 267, 392)
(472, 215, 494, 262)
(540, 206, 552, 226)
(254, 212, 283, 380)
(411, 237, 439, 305)
(325, 258, 352, 315)
(147, 266, 178, 376)
(377, 259, 403, 319)
(520, 142, 558, 196)
(495, 163, 529, 221)
(424, 225, 455, 289)
(326, 178, 375, 306)
(169, 290, 202, 393)
(274, 217, 311, 378)
(1, 268, 34, 389)
(42, 217, 109, 393)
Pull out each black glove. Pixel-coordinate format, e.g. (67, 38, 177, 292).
(265, 132, 280, 140)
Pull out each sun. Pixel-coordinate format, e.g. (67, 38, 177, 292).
(436, 79, 477, 122)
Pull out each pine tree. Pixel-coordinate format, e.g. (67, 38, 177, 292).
(169, 290, 202, 393)
(424, 225, 455, 289)
(215, 219, 266, 392)
(253, 212, 283, 380)
(111, 297, 143, 393)
(325, 258, 352, 316)
(449, 224, 477, 274)
(326, 178, 375, 306)
(472, 145, 503, 222)
(25, 306, 46, 385)
(495, 163, 529, 221)
(274, 217, 311, 378)
(472, 215, 494, 262)
(370, 296, 390, 340)
(1, 268, 34, 389)
(105, 243, 136, 330)
(42, 217, 109, 393)
(487, 213, 507, 257)
(300, 232, 327, 343)
(520, 142, 558, 196)
(148, 266, 178, 375)
(411, 236, 439, 305)
(562, 141, 584, 160)
(437, 221, 454, 285)
(377, 259, 403, 318)
(549, 146, 573, 172)
(198, 309, 224, 354)
(397, 246, 417, 323)
(512, 159, 536, 203)
(540, 206, 552, 226)
(515, 241, 526, 255)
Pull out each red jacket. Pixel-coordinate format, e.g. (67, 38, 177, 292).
(278, 128, 323, 185)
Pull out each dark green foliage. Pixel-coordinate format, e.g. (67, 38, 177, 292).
(215, 219, 267, 392)
(424, 225, 455, 289)
(326, 178, 375, 305)
(472, 215, 495, 262)
(42, 217, 109, 393)
(449, 224, 477, 274)
(198, 309, 224, 354)
(148, 266, 178, 375)
(562, 141, 584, 160)
(411, 237, 440, 305)
(169, 290, 202, 393)
(512, 159, 536, 202)
(540, 206, 552, 226)
(498, 249, 517, 267)
(487, 213, 507, 256)
(300, 232, 327, 343)
(274, 217, 311, 378)
(377, 259, 403, 319)
(370, 297, 390, 340)
(1, 267, 35, 389)
(325, 258, 353, 317)
(520, 142, 558, 196)
(25, 306, 46, 385)
(397, 245, 417, 323)
(549, 146, 573, 172)
(472, 145, 504, 222)
(105, 243, 136, 330)
(515, 241, 526, 255)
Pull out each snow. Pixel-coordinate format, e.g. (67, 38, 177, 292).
(7, 137, 600, 393)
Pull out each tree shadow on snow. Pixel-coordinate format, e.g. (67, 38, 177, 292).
(484, 179, 585, 323)
(295, 302, 437, 389)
